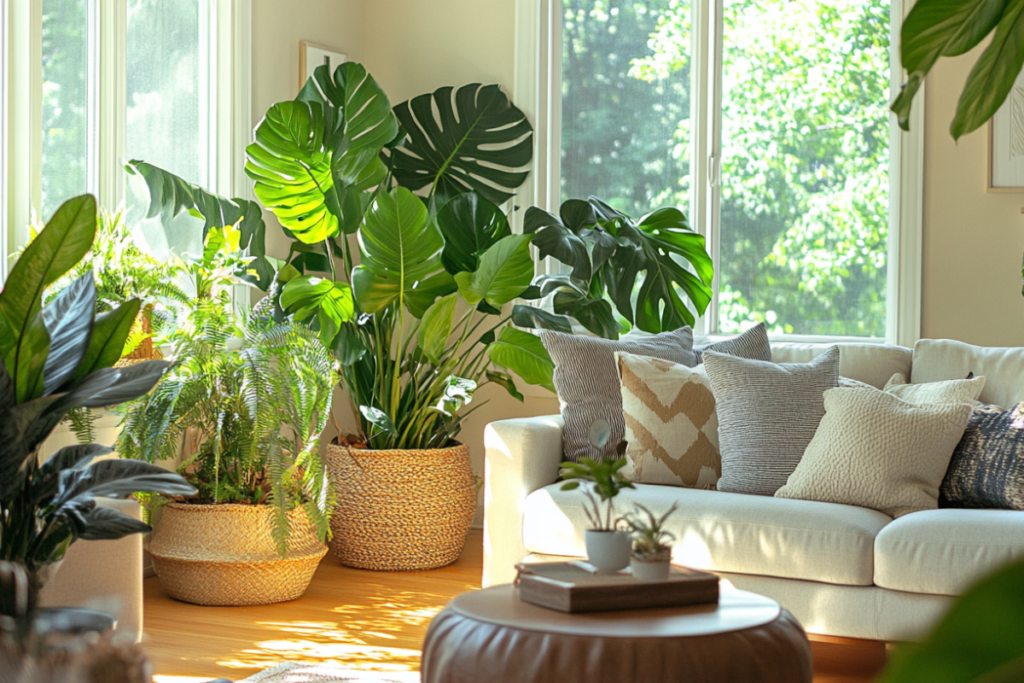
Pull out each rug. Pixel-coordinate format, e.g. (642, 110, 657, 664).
(237, 662, 420, 683)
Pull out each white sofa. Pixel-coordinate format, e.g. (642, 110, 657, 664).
(483, 339, 1024, 642)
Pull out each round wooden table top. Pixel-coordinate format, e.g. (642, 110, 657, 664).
(448, 584, 782, 638)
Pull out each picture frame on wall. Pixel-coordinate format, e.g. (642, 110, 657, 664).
(989, 68, 1024, 193)
(299, 40, 347, 89)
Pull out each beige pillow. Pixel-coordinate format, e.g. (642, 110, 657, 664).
(884, 372, 985, 405)
(776, 387, 972, 518)
(615, 352, 720, 489)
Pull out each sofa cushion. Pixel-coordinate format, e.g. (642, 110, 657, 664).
(912, 339, 1024, 410)
(772, 342, 912, 389)
(704, 346, 840, 496)
(941, 403, 1024, 510)
(542, 328, 697, 464)
(884, 372, 986, 405)
(523, 483, 891, 586)
(693, 322, 771, 364)
(874, 509, 1024, 596)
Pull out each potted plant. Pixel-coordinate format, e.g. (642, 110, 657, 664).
(559, 435, 635, 572)
(116, 231, 338, 605)
(0, 194, 195, 609)
(623, 502, 678, 580)
(123, 60, 714, 570)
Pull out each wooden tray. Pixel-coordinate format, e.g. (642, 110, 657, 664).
(514, 561, 720, 613)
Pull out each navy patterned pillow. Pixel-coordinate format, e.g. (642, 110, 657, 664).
(940, 403, 1024, 510)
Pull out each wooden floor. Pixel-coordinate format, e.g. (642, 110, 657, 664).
(144, 530, 887, 682)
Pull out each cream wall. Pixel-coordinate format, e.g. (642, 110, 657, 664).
(921, 47, 1024, 348)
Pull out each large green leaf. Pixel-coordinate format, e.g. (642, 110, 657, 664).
(72, 299, 141, 381)
(454, 234, 534, 308)
(247, 62, 398, 243)
(436, 193, 512, 274)
(41, 275, 96, 395)
(280, 276, 355, 349)
(951, 0, 1024, 139)
(511, 305, 574, 334)
(391, 84, 534, 205)
(0, 195, 96, 402)
(125, 161, 273, 289)
(351, 188, 455, 316)
(524, 207, 592, 282)
(879, 558, 1024, 683)
(487, 327, 555, 392)
(418, 294, 458, 364)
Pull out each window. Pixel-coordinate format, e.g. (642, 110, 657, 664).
(519, 0, 922, 344)
(3, 0, 250, 277)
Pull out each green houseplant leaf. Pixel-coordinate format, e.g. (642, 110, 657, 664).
(391, 83, 534, 205)
(280, 276, 356, 349)
(454, 234, 534, 308)
(436, 193, 512, 274)
(351, 187, 455, 316)
(40, 275, 97, 395)
(72, 299, 142, 380)
(487, 327, 555, 392)
(418, 294, 458, 364)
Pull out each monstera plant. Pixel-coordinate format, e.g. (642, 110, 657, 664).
(124, 61, 714, 452)
(0, 194, 195, 604)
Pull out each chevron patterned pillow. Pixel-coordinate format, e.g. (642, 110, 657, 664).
(615, 352, 721, 489)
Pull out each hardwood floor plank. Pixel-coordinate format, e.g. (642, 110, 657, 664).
(146, 530, 884, 682)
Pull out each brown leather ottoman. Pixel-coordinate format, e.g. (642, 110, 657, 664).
(422, 585, 811, 683)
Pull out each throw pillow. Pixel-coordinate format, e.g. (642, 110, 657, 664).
(940, 403, 1024, 510)
(693, 322, 772, 364)
(542, 328, 697, 463)
(776, 387, 972, 518)
(703, 346, 840, 496)
(884, 373, 986, 405)
(615, 352, 720, 489)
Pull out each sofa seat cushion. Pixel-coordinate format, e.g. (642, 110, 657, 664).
(874, 509, 1024, 596)
(523, 483, 891, 586)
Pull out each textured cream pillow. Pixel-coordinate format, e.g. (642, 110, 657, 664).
(776, 387, 972, 518)
(884, 373, 985, 405)
(616, 352, 720, 489)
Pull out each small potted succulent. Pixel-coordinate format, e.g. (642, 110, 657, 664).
(624, 502, 678, 580)
(559, 425, 635, 571)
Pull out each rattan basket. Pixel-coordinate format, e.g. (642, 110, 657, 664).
(325, 442, 476, 571)
(149, 503, 327, 606)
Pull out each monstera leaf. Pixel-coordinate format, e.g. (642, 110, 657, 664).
(435, 193, 512, 274)
(351, 188, 455, 317)
(525, 197, 713, 336)
(246, 62, 398, 244)
(391, 84, 533, 205)
(280, 277, 356, 351)
(125, 161, 274, 289)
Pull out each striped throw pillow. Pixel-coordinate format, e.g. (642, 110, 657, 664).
(616, 352, 720, 489)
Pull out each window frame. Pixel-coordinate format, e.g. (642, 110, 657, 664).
(1, 0, 252, 279)
(514, 0, 923, 347)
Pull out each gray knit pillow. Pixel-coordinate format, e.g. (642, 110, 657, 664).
(694, 322, 771, 364)
(542, 328, 697, 464)
(703, 346, 840, 496)
(940, 403, 1024, 510)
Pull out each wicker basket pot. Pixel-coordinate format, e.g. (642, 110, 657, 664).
(149, 503, 327, 606)
(325, 442, 476, 571)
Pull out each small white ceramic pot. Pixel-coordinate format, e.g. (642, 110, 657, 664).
(630, 554, 672, 580)
(584, 529, 631, 571)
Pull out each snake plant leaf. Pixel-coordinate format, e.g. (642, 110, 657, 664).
(454, 234, 534, 308)
(511, 304, 574, 334)
(951, 0, 1024, 139)
(0, 195, 95, 403)
(281, 276, 356, 350)
(351, 188, 454, 316)
(418, 294, 458, 364)
(485, 369, 524, 402)
(487, 327, 555, 392)
(524, 207, 592, 282)
(436, 193, 512, 274)
(391, 84, 534, 205)
(71, 299, 142, 381)
(879, 558, 1024, 683)
(124, 161, 273, 289)
(41, 275, 97, 395)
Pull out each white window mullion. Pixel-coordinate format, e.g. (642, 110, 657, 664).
(232, 0, 252, 200)
(96, 0, 125, 211)
(5, 0, 39, 276)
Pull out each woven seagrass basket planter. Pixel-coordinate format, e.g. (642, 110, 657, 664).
(325, 442, 476, 571)
(149, 503, 327, 606)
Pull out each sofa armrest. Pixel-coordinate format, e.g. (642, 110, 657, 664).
(39, 498, 144, 641)
(483, 414, 564, 587)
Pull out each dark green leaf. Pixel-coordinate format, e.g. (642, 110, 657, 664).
(454, 234, 535, 308)
(77, 507, 151, 541)
(511, 304, 574, 334)
(71, 300, 141, 381)
(560, 199, 597, 232)
(552, 290, 620, 339)
(359, 405, 397, 437)
(487, 327, 555, 392)
(75, 361, 172, 409)
(41, 275, 96, 395)
(391, 84, 534, 205)
(33, 444, 112, 506)
(524, 207, 592, 281)
(486, 369, 524, 402)
(56, 459, 195, 507)
(436, 194, 512, 274)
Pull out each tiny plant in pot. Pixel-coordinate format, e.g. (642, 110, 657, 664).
(559, 429, 635, 572)
(624, 502, 678, 581)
